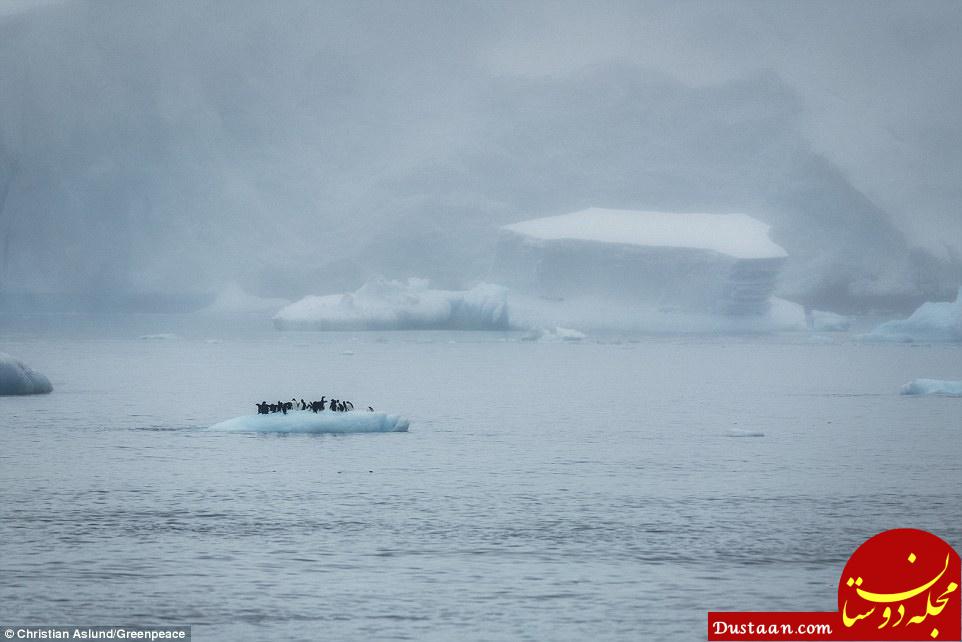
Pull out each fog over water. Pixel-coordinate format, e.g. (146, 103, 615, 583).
(1, 1, 961, 311)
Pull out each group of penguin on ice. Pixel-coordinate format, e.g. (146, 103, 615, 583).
(255, 397, 372, 415)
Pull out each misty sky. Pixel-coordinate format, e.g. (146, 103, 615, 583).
(1, 0, 960, 308)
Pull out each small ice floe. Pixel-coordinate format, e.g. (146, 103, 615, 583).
(0, 352, 53, 395)
(724, 428, 766, 437)
(208, 411, 410, 434)
(139, 333, 179, 341)
(520, 326, 587, 342)
(341, 350, 355, 356)
(899, 379, 962, 397)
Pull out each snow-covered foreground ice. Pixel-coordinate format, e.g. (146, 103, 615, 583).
(0, 352, 53, 395)
(274, 278, 509, 331)
(865, 287, 962, 342)
(207, 411, 410, 434)
(900, 379, 962, 397)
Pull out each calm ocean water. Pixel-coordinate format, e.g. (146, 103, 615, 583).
(2, 318, 960, 640)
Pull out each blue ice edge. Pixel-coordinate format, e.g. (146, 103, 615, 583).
(207, 411, 410, 434)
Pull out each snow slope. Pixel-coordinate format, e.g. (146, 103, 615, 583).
(208, 411, 410, 434)
(0, 352, 53, 395)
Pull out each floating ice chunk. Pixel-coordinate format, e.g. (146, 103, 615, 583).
(865, 288, 962, 342)
(208, 411, 410, 433)
(725, 428, 765, 437)
(807, 309, 851, 332)
(273, 277, 509, 330)
(520, 326, 586, 342)
(0, 352, 53, 395)
(899, 379, 962, 397)
(139, 333, 179, 341)
(201, 283, 290, 315)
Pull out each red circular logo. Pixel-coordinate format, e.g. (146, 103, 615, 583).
(838, 529, 960, 640)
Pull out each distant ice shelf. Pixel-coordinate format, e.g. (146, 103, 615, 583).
(0, 352, 53, 396)
(208, 411, 410, 434)
(273, 277, 509, 331)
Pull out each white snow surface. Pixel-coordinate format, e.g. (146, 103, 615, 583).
(502, 208, 787, 259)
(208, 411, 410, 434)
(899, 379, 962, 397)
(0, 352, 53, 395)
(274, 278, 509, 331)
(865, 288, 962, 342)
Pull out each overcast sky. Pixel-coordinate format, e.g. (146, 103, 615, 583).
(1, 0, 959, 306)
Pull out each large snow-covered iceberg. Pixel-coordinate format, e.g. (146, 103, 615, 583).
(494, 208, 787, 317)
(900, 379, 962, 397)
(208, 411, 410, 434)
(0, 352, 53, 395)
(273, 278, 509, 330)
(865, 288, 962, 342)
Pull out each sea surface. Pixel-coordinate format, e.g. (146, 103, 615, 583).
(1, 317, 960, 641)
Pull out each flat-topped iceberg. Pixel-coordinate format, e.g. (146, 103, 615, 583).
(273, 277, 509, 331)
(900, 379, 962, 397)
(865, 288, 962, 342)
(495, 208, 787, 317)
(208, 411, 410, 434)
(0, 352, 53, 395)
